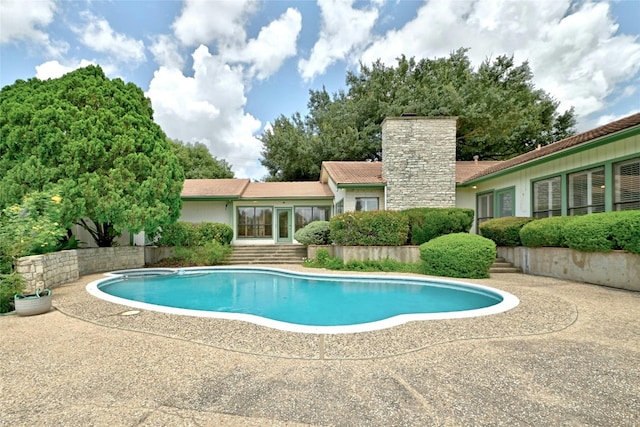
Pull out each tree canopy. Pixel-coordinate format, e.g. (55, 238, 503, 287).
(260, 49, 576, 181)
(0, 65, 184, 246)
(169, 139, 234, 179)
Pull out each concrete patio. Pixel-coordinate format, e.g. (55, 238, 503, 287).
(1, 267, 638, 426)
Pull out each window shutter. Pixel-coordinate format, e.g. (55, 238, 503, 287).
(615, 158, 640, 210)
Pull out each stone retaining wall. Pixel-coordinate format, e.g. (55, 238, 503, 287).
(15, 250, 79, 294)
(144, 246, 175, 265)
(16, 247, 145, 292)
(77, 247, 144, 276)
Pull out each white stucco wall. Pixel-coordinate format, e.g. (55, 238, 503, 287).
(180, 200, 231, 223)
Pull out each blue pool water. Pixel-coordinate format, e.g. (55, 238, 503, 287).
(88, 267, 519, 333)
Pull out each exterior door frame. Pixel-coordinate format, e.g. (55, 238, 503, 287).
(275, 207, 293, 243)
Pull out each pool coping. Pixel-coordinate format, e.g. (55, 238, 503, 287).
(51, 266, 579, 360)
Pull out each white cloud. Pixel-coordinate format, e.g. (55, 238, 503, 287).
(35, 59, 94, 80)
(34, 59, 118, 81)
(73, 11, 146, 64)
(222, 7, 302, 80)
(0, 0, 55, 43)
(594, 108, 640, 127)
(359, 0, 640, 121)
(149, 34, 185, 70)
(298, 0, 381, 81)
(0, 0, 67, 56)
(172, 0, 257, 46)
(147, 45, 265, 180)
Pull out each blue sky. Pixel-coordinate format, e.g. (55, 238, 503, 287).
(1, 0, 639, 180)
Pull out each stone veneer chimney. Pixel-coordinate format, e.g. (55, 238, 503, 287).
(381, 116, 458, 210)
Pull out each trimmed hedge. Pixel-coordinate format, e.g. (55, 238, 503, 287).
(157, 221, 233, 246)
(562, 210, 640, 254)
(329, 211, 409, 246)
(404, 207, 474, 245)
(479, 216, 534, 247)
(519, 216, 573, 248)
(198, 222, 234, 245)
(612, 211, 640, 255)
(419, 233, 496, 279)
(294, 221, 331, 245)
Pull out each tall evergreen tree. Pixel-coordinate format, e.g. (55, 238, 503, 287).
(169, 139, 234, 179)
(0, 65, 184, 246)
(260, 48, 576, 181)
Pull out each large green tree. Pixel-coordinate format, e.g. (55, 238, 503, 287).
(0, 65, 185, 246)
(260, 49, 576, 181)
(169, 139, 234, 179)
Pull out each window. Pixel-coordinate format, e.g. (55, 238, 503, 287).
(294, 206, 330, 231)
(335, 199, 344, 215)
(355, 197, 379, 211)
(614, 157, 640, 211)
(568, 167, 605, 215)
(495, 187, 515, 218)
(533, 177, 561, 218)
(476, 192, 493, 227)
(237, 207, 272, 238)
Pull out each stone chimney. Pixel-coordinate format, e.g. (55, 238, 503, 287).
(381, 116, 458, 210)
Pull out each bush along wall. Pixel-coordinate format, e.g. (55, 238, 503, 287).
(403, 207, 474, 245)
(156, 221, 233, 246)
(329, 211, 409, 246)
(479, 216, 534, 247)
(419, 233, 496, 279)
(561, 210, 640, 255)
(294, 221, 331, 245)
(519, 216, 574, 248)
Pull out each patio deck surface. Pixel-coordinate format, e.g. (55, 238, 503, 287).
(1, 266, 638, 426)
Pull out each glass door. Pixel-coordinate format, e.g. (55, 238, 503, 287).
(276, 208, 293, 243)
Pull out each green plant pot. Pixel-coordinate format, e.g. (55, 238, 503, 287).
(14, 289, 52, 316)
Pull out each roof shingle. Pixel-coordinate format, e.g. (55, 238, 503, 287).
(241, 182, 334, 199)
(181, 179, 250, 198)
(321, 161, 384, 185)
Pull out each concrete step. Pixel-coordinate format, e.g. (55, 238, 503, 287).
(489, 267, 522, 273)
(226, 245, 307, 265)
(490, 257, 522, 273)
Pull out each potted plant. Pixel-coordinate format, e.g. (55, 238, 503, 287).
(0, 190, 67, 315)
(14, 287, 52, 316)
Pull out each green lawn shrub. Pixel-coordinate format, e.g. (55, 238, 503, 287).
(172, 241, 232, 265)
(404, 207, 474, 244)
(329, 211, 409, 246)
(156, 222, 199, 246)
(315, 247, 331, 266)
(419, 233, 496, 278)
(611, 210, 640, 255)
(563, 211, 640, 254)
(294, 221, 331, 245)
(198, 222, 233, 245)
(479, 216, 534, 246)
(519, 216, 574, 248)
(157, 222, 232, 246)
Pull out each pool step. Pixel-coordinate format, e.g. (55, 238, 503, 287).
(490, 257, 522, 274)
(225, 245, 307, 265)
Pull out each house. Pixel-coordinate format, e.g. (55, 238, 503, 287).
(179, 113, 640, 244)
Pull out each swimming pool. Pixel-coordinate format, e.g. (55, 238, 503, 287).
(87, 267, 519, 334)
